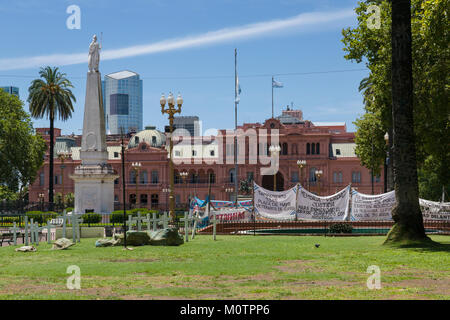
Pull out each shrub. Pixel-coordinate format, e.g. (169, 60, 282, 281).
(82, 213, 102, 224)
(25, 211, 57, 224)
(329, 223, 353, 234)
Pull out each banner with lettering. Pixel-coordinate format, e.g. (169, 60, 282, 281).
(350, 190, 395, 221)
(254, 183, 297, 220)
(210, 208, 249, 222)
(419, 199, 450, 221)
(296, 185, 350, 221)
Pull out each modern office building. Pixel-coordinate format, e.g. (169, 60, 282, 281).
(102, 70, 143, 134)
(171, 116, 200, 137)
(1, 86, 19, 97)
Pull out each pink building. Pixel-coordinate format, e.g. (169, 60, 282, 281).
(28, 108, 384, 211)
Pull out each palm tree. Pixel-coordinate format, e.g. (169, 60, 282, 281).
(28, 66, 76, 211)
(385, 0, 429, 244)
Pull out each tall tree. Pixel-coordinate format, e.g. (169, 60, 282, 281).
(342, 0, 449, 200)
(28, 66, 76, 210)
(386, 0, 428, 243)
(0, 89, 46, 201)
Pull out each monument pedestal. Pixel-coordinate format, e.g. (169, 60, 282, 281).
(71, 165, 118, 214)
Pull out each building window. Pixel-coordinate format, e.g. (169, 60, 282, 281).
(229, 169, 235, 183)
(39, 172, 44, 186)
(175, 150, 181, 157)
(152, 136, 156, 145)
(114, 152, 119, 158)
(336, 149, 341, 155)
(140, 194, 148, 205)
(191, 173, 199, 184)
(291, 171, 299, 183)
(282, 143, 288, 155)
(129, 194, 136, 204)
(140, 170, 148, 184)
(114, 178, 119, 185)
(134, 136, 139, 145)
(333, 172, 343, 184)
(114, 195, 119, 202)
(192, 150, 197, 157)
(311, 143, 316, 155)
(54, 175, 59, 185)
(247, 171, 254, 182)
(316, 143, 320, 155)
(306, 143, 310, 155)
(210, 150, 215, 156)
(130, 171, 137, 184)
(151, 171, 159, 184)
(352, 171, 361, 183)
(151, 194, 159, 207)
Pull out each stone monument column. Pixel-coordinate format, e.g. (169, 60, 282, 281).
(70, 35, 118, 215)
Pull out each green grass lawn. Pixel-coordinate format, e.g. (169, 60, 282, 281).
(0, 235, 449, 300)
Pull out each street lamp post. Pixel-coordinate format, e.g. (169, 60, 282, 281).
(297, 160, 306, 187)
(160, 92, 183, 224)
(269, 145, 281, 191)
(38, 193, 45, 211)
(179, 171, 189, 208)
(57, 151, 71, 211)
(315, 169, 323, 195)
(162, 187, 171, 213)
(132, 162, 142, 208)
(384, 132, 389, 193)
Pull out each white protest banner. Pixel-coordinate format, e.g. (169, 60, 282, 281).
(350, 190, 395, 221)
(254, 183, 297, 220)
(296, 185, 350, 221)
(419, 199, 450, 221)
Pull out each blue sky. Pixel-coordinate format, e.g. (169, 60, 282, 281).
(0, 0, 368, 135)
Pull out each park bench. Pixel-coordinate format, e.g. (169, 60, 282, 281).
(0, 232, 15, 246)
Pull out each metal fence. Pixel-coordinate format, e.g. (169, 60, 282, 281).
(197, 219, 450, 236)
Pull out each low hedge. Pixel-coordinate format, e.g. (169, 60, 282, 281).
(25, 211, 58, 224)
(81, 213, 102, 224)
(329, 223, 353, 234)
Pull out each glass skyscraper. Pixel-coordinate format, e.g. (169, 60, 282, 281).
(102, 70, 143, 134)
(1, 86, 19, 97)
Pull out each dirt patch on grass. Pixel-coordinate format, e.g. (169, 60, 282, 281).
(386, 278, 450, 296)
(273, 260, 321, 273)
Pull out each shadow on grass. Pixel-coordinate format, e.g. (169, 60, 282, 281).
(389, 240, 450, 253)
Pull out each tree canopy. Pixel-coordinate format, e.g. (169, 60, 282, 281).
(0, 90, 46, 201)
(342, 0, 449, 200)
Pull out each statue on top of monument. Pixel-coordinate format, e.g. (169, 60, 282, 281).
(88, 34, 101, 72)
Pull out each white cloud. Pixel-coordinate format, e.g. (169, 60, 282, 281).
(0, 8, 354, 71)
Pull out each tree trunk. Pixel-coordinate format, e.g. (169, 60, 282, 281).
(384, 0, 429, 244)
(48, 111, 54, 211)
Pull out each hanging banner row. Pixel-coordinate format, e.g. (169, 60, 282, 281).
(253, 183, 450, 222)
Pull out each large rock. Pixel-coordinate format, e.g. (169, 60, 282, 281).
(148, 228, 184, 246)
(15, 246, 37, 252)
(95, 238, 116, 247)
(52, 238, 74, 250)
(125, 231, 150, 246)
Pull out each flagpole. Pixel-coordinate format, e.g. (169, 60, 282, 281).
(234, 48, 238, 206)
(271, 76, 274, 118)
